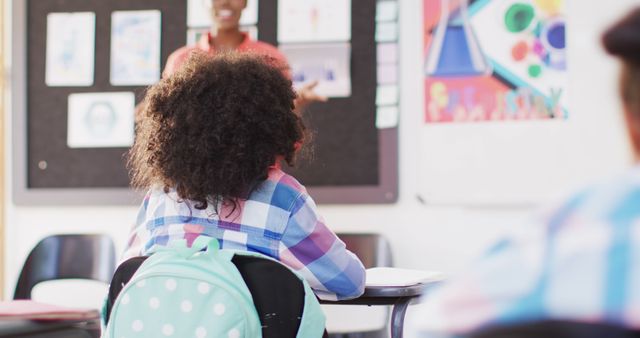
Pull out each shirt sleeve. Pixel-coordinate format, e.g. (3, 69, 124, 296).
(278, 193, 366, 301)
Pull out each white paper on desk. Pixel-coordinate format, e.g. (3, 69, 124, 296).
(110, 10, 161, 86)
(187, 0, 259, 27)
(67, 92, 135, 148)
(365, 267, 445, 287)
(278, 0, 351, 43)
(281, 43, 352, 98)
(45, 12, 95, 87)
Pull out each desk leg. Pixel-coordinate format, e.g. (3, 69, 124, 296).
(390, 298, 412, 338)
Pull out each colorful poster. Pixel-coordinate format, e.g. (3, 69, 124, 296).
(424, 0, 567, 123)
(278, 0, 351, 43)
(280, 43, 352, 98)
(110, 10, 161, 86)
(45, 12, 96, 87)
(67, 92, 135, 148)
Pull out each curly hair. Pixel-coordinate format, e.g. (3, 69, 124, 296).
(603, 7, 640, 115)
(128, 52, 306, 211)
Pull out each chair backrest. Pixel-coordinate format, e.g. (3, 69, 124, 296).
(14, 234, 117, 300)
(336, 233, 392, 268)
(469, 320, 640, 338)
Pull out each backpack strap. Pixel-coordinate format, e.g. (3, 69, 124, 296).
(102, 256, 148, 325)
(229, 250, 326, 338)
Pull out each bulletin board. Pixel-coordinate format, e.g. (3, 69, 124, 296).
(12, 0, 399, 205)
(1, 0, 5, 297)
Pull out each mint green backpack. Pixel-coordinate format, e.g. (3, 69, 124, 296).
(102, 236, 325, 338)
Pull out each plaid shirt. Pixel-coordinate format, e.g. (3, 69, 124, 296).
(123, 168, 365, 301)
(410, 166, 640, 337)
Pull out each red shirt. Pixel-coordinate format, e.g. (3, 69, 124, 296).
(163, 32, 289, 77)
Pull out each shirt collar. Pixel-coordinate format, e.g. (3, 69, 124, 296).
(199, 31, 251, 53)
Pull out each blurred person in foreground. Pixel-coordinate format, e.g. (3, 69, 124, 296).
(409, 8, 640, 337)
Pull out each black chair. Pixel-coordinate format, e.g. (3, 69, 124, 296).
(14, 234, 117, 300)
(105, 254, 327, 338)
(328, 233, 393, 338)
(468, 320, 640, 338)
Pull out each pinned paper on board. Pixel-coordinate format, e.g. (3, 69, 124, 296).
(278, 0, 351, 43)
(376, 106, 399, 129)
(110, 10, 161, 86)
(424, 0, 568, 123)
(376, 1, 399, 22)
(187, 0, 259, 28)
(377, 43, 398, 64)
(377, 64, 398, 84)
(375, 22, 398, 42)
(281, 43, 352, 98)
(45, 12, 95, 87)
(67, 92, 135, 148)
(376, 85, 398, 106)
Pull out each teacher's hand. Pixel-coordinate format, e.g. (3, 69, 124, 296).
(294, 81, 328, 115)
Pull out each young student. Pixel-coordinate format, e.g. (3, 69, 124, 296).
(409, 8, 640, 337)
(164, 0, 326, 111)
(123, 52, 366, 301)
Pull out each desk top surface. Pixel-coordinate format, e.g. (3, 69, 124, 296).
(320, 282, 441, 306)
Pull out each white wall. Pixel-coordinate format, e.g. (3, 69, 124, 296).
(3, 0, 638, 320)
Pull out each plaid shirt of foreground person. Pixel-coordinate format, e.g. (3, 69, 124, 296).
(409, 166, 640, 337)
(123, 167, 366, 301)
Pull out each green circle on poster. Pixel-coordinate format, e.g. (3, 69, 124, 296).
(505, 3, 535, 33)
(528, 64, 542, 78)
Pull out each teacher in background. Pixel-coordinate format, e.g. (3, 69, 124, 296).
(164, 0, 327, 111)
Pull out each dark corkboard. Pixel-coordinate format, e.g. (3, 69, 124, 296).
(15, 0, 397, 205)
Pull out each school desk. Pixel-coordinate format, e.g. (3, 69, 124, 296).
(321, 279, 442, 338)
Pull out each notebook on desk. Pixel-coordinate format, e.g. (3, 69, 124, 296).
(0, 300, 99, 321)
(365, 267, 445, 287)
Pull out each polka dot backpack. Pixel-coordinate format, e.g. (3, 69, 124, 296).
(102, 236, 325, 338)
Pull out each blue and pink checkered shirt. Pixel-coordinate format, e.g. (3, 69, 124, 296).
(410, 165, 640, 337)
(123, 167, 366, 301)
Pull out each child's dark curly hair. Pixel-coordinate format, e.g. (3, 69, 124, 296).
(128, 52, 306, 210)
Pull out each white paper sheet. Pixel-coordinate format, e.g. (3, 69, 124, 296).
(67, 92, 135, 148)
(377, 42, 398, 64)
(110, 10, 161, 86)
(366, 268, 445, 287)
(45, 12, 96, 87)
(188, 0, 259, 27)
(187, 28, 208, 45)
(376, 106, 399, 129)
(278, 0, 351, 43)
(375, 21, 398, 42)
(376, 84, 398, 106)
(376, 1, 398, 22)
(280, 43, 352, 98)
(377, 64, 397, 84)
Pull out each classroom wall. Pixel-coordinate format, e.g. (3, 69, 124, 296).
(2, 0, 638, 318)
